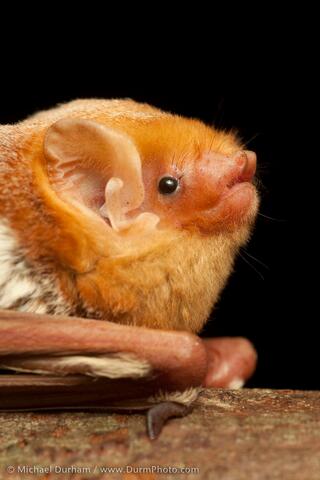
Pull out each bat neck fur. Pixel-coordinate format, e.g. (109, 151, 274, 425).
(76, 228, 249, 332)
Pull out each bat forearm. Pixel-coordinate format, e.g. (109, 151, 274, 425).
(0, 309, 207, 391)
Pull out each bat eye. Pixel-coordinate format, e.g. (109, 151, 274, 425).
(158, 176, 179, 195)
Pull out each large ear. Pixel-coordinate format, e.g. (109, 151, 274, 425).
(44, 118, 145, 219)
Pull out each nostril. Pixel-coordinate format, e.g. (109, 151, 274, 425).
(240, 150, 257, 182)
(233, 150, 249, 168)
(226, 150, 257, 189)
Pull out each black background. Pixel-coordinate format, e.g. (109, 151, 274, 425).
(0, 16, 315, 390)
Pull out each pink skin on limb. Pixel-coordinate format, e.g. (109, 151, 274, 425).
(0, 310, 257, 392)
(202, 337, 257, 388)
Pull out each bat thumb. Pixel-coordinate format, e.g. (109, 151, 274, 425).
(202, 337, 257, 389)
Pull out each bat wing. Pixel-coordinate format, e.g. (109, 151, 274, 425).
(0, 309, 207, 408)
(0, 309, 257, 407)
(0, 309, 257, 438)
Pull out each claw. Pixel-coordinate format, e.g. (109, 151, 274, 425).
(146, 401, 193, 440)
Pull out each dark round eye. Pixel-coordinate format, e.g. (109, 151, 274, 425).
(158, 176, 179, 195)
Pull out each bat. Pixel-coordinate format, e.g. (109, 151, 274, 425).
(0, 99, 258, 437)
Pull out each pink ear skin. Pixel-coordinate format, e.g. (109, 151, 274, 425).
(44, 118, 145, 219)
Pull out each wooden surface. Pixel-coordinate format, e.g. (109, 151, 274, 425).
(0, 388, 319, 480)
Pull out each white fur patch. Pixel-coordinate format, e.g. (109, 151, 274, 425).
(0, 353, 151, 379)
(0, 277, 37, 308)
(0, 222, 17, 288)
(0, 220, 69, 315)
(149, 387, 202, 406)
(227, 378, 245, 389)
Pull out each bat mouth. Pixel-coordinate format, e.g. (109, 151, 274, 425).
(218, 153, 258, 227)
(223, 181, 257, 210)
(217, 150, 258, 223)
(197, 152, 258, 233)
(198, 183, 258, 234)
(219, 181, 257, 216)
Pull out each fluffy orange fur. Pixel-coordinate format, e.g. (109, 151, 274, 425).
(0, 100, 258, 332)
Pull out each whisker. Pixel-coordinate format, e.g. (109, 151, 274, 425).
(242, 249, 269, 270)
(245, 132, 261, 147)
(238, 252, 265, 280)
(258, 213, 287, 222)
(207, 135, 215, 155)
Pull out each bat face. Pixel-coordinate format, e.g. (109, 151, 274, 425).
(136, 135, 258, 235)
(0, 99, 259, 333)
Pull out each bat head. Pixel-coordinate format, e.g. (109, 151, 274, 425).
(41, 103, 258, 235)
(126, 118, 258, 235)
(0, 100, 259, 331)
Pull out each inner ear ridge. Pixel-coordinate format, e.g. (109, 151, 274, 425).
(44, 118, 145, 215)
